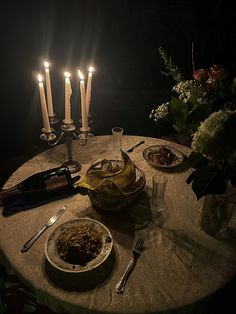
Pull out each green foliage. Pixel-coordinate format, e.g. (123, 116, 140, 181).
(169, 97, 188, 131)
(179, 151, 236, 200)
(186, 164, 226, 200)
(154, 47, 236, 201)
(158, 47, 184, 83)
(178, 151, 208, 170)
(152, 47, 236, 140)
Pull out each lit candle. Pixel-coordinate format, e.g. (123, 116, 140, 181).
(44, 61, 54, 117)
(78, 70, 88, 131)
(86, 66, 94, 115)
(64, 72, 73, 124)
(37, 74, 51, 133)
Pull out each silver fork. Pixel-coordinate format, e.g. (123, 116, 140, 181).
(115, 237, 144, 293)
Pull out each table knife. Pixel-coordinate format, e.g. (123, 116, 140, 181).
(21, 205, 66, 253)
(126, 140, 145, 153)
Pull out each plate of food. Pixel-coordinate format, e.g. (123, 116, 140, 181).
(45, 218, 113, 273)
(142, 145, 184, 170)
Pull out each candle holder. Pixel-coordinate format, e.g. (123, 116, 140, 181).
(49, 114, 59, 126)
(79, 114, 94, 137)
(40, 128, 57, 141)
(87, 114, 94, 137)
(40, 120, 88, 173)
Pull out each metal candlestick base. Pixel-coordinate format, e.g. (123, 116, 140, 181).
(87, 114, 94, 137)
(49, 114, 59, 125)
(40, 130, 57, 141)
(79, 114, 94, 137)
(40, 120, 88, 173)
(61, 159, 82, 173)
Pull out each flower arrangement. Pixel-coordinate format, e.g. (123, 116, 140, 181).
(181, 109, 236, 200)
(150, 47, 236, 200)
(150, 47, 236, 144)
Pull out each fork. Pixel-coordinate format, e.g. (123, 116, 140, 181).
(115, 237, 144, 293)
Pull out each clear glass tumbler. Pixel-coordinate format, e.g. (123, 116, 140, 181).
(149, 174, 168, 227)
(112, 127, 123, 157)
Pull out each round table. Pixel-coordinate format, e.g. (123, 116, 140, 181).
(1, 135, 236, 314)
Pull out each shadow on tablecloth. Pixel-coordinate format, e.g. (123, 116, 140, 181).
(43, 248, 116, 292)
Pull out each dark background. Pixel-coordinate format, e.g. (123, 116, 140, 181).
(0, 0, 235, 163)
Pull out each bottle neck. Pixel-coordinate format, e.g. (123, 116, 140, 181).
(0, 185, 21, 200)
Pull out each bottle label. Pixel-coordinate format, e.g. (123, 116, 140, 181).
(45, 175, 68, 191)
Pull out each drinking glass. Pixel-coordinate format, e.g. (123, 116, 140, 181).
(112, 127, 123, 157)
(149, 174, 168, 227)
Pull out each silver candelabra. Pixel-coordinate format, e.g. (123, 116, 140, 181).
(40, 118, 89, 173)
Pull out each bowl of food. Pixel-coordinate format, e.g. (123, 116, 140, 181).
(45, 218, 113, 273)
(88, 161, 145, 211)
(74, 151, 146, 211)
(142, 145, 184, 170)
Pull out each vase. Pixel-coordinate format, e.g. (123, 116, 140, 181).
(176, 132, 192, 148)
(172, 126, 192, 148)
(201, 184, 236, 240)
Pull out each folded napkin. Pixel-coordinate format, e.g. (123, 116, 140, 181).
(1, 186, 86, 217)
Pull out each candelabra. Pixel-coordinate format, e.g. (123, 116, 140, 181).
(40, 119, 89, 173)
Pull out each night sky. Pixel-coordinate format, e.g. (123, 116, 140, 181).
(0, 0, 235, 163)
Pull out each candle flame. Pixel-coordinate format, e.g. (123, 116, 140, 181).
(38, 74, 43, 82)
(78, 70, 84, 80)
(44, 61, 50, 68)
(64, 72, 71, 78)
(88, 66, 94, 73)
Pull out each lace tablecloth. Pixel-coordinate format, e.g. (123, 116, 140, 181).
(1, 135, 236, 314)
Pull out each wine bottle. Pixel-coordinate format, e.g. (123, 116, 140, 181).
(0, 166, 80, 201)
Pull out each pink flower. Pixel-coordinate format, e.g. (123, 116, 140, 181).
(193, 69, 209, 81)
(209, 64, 228, 81)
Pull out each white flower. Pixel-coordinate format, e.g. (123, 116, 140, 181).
(192, 110, 236, 161)
(149, 102, 169, 121)
(173, 80, 207, 104)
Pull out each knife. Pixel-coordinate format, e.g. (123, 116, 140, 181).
(21, 205, 66, 253)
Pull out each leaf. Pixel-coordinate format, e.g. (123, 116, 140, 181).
(177, 152, 209, 173)
(169, 97, 188, 130)
(186, 171, 195, 184)
(158, 46, 184, 82)
(230, 174, 236, 187)
(186, 164, 226, 200)
(223, 161, 236, 187)
(188, 102, 212, 126)
(187, 151, 209, 168)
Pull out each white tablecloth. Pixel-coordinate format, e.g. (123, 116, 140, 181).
(1, 135, 236, 314)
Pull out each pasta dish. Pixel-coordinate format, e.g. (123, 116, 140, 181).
(57, 224, 102, 266)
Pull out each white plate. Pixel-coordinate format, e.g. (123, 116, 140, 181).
(45, 218, 113, 273)
(142, 145, 184, 170)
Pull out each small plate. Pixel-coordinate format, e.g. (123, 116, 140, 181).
(142, 145, 184, 170)
(45, 218, 113, 273)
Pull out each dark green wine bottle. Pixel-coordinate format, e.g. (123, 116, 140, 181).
(0, 166, 80, 200)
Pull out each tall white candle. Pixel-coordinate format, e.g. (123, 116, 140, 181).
(44, 61, 54, 117)
(78, 70, 88, 131)
(38, 74, 51, 133)
(86, 66, 94, 115)
(64, 72, 72, 124)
